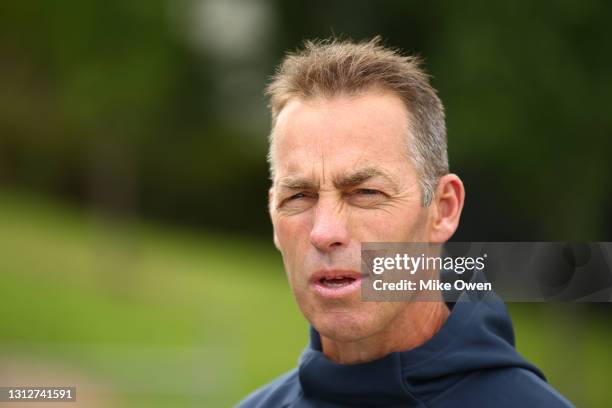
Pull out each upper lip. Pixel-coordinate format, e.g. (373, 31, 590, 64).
(310, 269, 362, 284)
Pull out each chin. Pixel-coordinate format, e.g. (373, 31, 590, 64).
(310, 307, 380, 343)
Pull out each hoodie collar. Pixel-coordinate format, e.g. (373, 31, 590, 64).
(298, 295, 542, 406)
(299, 325, 421, 406)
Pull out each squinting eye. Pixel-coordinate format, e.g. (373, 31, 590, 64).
(347, 188, 387, 207)
(278, 192, 316, 213)
(288, 193, 306, 200)
(356, 189, 382, 195)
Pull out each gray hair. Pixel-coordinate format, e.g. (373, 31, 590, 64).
(265, 37, 448, 206)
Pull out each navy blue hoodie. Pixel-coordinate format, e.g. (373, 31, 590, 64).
(237, 296, 573, 407)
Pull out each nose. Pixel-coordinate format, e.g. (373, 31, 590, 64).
(309, 198, 350, 252)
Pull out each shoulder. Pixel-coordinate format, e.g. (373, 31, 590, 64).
(235, 369, 301, 408)
(430, 367, 574, 407)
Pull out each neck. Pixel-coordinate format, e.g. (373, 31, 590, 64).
(320, 300, 449, 364)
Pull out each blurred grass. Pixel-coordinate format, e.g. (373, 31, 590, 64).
(0, 192, 609, 407)
(0, 191, 307, 407)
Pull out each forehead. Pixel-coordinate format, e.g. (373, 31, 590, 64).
(271, 90, 413, 181)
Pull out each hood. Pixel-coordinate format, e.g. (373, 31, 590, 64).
(297, 294, 544, 406)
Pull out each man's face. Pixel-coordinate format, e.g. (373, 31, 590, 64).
(269, 89, 433, 342)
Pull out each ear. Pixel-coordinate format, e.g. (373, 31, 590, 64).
(428, 174, 465, 243)
(269, 188, 281, 251)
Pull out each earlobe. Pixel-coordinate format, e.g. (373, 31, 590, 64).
(429, 174, 465, 243)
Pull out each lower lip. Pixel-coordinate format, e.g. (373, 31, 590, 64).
(311, 276, 361, 298)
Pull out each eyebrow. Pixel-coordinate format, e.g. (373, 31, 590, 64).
(333, 167, 398, 190)
(277, 177, 318, 191)
(276, 167, 398, 192)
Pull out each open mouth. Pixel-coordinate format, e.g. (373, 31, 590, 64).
(318, 276, 357, 288)
(311, 270, 362, 297)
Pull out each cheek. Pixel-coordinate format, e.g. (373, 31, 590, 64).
(275, 215, 308, 246)
(274, 215, 313, 269)
(352, 207, 426, 241)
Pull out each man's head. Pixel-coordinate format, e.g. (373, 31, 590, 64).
(267, 37, 448, 206)
(266, 38, 464, 344)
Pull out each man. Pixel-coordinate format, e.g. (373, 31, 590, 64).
(238, 37, 573, 407)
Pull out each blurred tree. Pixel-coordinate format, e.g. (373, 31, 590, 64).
(1, 0, 610, 240)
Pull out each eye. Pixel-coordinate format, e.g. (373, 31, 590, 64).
(347, 188, 387, 207)
(355, 188, 382, 195)
(287, 193, 306, 200)
(278, 191, 316, 213)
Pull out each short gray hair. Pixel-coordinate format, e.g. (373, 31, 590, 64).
(265, 37, 448, 206)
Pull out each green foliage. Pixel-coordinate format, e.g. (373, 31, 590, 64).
(0, 193, 306, 406)
(1, 1, 610, 239)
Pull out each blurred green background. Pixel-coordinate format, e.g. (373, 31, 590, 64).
(1, 1, 611, 407)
